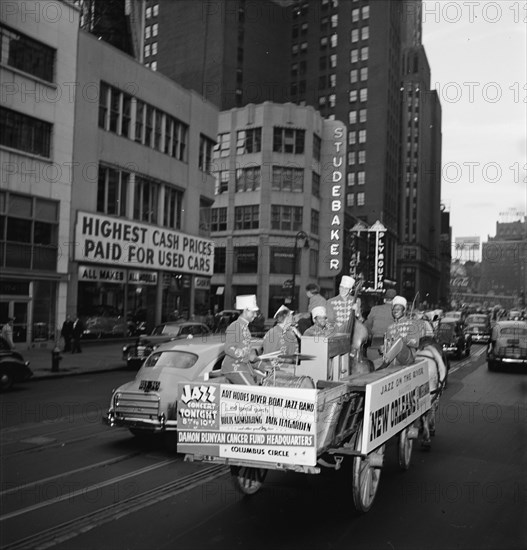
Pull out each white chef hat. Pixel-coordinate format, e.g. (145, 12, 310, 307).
(311, 306, 327, 319)
(235, 294, 259, 311)
(339, 275, 355, 289)
(392, 296, 408, 309)
(273, 304, 292, 318)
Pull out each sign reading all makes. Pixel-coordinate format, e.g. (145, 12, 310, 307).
(74, 212, 214, 276)
(176, 383, 318, 466)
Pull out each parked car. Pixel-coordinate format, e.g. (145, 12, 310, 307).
(82, 305, 131, 339)
(487, 320, 527, 371)
(444, 311, 466, 325)
(0, 337, 33, 391)
(437, 319, 471, 359)
(122, 321, 212, 368)
(107, 336, 229, 436)
(464, 313, 491, 344)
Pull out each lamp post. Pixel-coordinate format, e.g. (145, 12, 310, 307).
(290, 231, 309, 310)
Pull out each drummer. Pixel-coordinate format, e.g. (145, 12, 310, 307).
(261, 305, 300, 372)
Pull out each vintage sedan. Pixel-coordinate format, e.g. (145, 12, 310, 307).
(464, 313, 491, 344)
(106, 336, 228, 436)
(0, 337, 33, 391)
(122, 321, 212, 368)
(437, 319, 471, 359)
(487, 320, 527, 371)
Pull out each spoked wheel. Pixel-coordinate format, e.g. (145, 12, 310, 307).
(397, 425, 417, 470)
(231, 466, 268, 495)
(352, 427, 385, 513)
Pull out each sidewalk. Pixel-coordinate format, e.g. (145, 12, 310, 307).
(20, 340, 132, 380)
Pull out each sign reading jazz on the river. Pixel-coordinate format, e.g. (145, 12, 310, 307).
(176, 383, 318, 466)
(360, 362, 431, 454)
(74, 212, 214, 276)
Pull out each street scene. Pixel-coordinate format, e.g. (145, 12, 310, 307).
(0, 0, 526, 549)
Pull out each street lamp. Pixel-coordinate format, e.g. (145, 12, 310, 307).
(290, 231, 310, 310)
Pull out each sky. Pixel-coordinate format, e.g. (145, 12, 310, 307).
(421, 0, 527, 247)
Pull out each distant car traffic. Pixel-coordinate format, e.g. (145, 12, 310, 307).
(122, 321, 212, 368)
(82, 305, 131, 339)
(444, 311, 466, 325)
(464, 313, 491, 344)
(487, 320, 527, 371)
(107, 336, 230, 436)
(437, 319, 471, 359)
(0, 337, 33, 391)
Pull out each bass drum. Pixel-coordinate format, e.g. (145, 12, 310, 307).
(262, 371, 315, 389)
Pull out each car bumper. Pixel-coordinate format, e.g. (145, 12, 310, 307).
(103, 409, 177, 432)
(466, 334, 489, 343)
(488, 356, 527, 367)
(442, 345, 458, 355)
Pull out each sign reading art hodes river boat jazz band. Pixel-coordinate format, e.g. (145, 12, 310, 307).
(74, 212, 214, 276)
(176, 383, 318, 466)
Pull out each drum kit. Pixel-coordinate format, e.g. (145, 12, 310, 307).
(254, 350, 316, 388)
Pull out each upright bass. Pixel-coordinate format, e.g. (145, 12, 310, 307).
(346, 277, 374, 375)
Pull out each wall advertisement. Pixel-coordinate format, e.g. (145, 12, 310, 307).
(360, 362, 431, 455)
(177, 383, 318, 466)
(74, 212, 214, 276)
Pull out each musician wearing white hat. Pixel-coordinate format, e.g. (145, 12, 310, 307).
(382, 295, 425, 366)
(221, 295, 260, 385)
(303, 306, 336, 338)
(261, 305, 300, 370)
(326, 275, 362, 332)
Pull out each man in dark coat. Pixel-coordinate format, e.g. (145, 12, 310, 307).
(71, 315, 85, 354)
(61, 315, 74, 352)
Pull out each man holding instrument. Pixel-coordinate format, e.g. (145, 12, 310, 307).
(326, 275, 362, 332)
(221, 295, 260, 385)
(262, 305, 300, 370)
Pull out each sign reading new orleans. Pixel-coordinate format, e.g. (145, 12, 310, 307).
(74, 212, 214, 276)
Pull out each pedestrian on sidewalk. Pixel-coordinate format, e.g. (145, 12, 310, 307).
(61, 315, 74, 352)
(1, 317, 16, 349)
(71, 314, 85, 354)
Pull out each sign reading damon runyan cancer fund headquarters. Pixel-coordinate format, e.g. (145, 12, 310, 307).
(74, 212, 214, 276)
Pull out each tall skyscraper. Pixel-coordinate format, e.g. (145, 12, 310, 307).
(140, 0, 442, 298)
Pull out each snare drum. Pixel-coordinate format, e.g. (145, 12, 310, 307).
(262, 371, 315, 389)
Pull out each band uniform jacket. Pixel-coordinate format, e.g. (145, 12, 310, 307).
(221, 317, 256, 378)
(262, 325, 298, 367)
(326, 296, 361, 332)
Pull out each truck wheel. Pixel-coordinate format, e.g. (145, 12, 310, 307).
(231, 466, 267, 495)
(352, 426, 384, 513)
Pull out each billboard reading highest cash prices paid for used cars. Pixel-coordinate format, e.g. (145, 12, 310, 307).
(74, 212, 214, 276)
(176, 383, 318, 466)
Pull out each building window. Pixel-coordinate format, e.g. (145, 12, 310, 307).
(234, 205, 259, 230)
(350, 49, 358, 63)
(213, 246, 226, 272)
(164, 187, 183, 230)
(234, 246, 258, 273)
(199, 198, 212, 235)
(271, 205, 303, 231)
(358, 129, 366, 143)
(236, 128, 262, 154)
(311, 209, 319, 234)
(359, 108, 367, 123)
(348, 131, 356, 145)
(360, 67, 368, 81)
(151, 61, 157, 71)
(357, 192, 365, 205)
(270, 247, 294, 274)
(361, 46, 369, 60)
(330, 33, 337, 48)
(313, 134, 321, 161)
(329, 73, 336, 87)
(166, 116, 188, 161)
(357, 171, 365, 185)
(349, 89, 357, 102)
(134, 175, 159, 224)
(360, 88, 368, 102)
(211, 207, 227, 232)
(152, 23, 158, 36)
(347, 193, 355, 207)
(273, 127, 305, 154)
(347, 173, 355, 186)
(146, 6, 152, 18)
(145, 26, 151, 39)
(352, 8, 360, 22)
(0, 191, 59, 270)
(214, 170, 229, 195)
(312, 172, 320, 197)
(320, 36, 328, 48)
(0, 23, 55, 82)
(0, 107, 51, 158)
(348, 151, 356, 166)
(151, 42, 158, 55)
(362, 5, 370, 19)
(351, 29, 359, 43)
(213, 132, 231, 158)
(362, 26, 369, 40)
(349, 111, 357, 124)
(199, 134, 215, 173)
(236, 166, 261, 192)
(331, 14, 338, 27)
(358, 150, 366, 164)
(272, 166, 304, 192)
(97, 165, 128, 216)
(350, 69, 358, 83)
(144, 43, 151, 57)
(328, 93, 336, 107)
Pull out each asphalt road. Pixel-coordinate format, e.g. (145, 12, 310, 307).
(1, 345, 525, 550)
